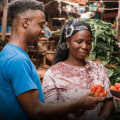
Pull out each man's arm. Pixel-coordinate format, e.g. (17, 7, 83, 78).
(17, 90, 105, 120)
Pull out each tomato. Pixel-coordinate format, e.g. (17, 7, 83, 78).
(103, 90, 107, 96)
(94, 84, 102, 89)
(96, 87, 103, 94)
(99, 90, 107, 97)
(114, 83, 120, 89)
(99, 92, 105, 97)
(90, 86, 96, 92)
(110, 86, 117, 91)
(96, 84, 103, 88)
(91, 84, 102, 92)
(93, 92, 99, 97)
(117, 88, 120, 91)
(92, 85, 97, 89)
(90, 84, 107, 97)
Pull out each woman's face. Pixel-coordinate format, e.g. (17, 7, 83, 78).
(66, 30, 92, 60)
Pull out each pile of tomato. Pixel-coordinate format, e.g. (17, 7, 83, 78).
(110, 83, 120, 91)
(90, 84, 107, 97)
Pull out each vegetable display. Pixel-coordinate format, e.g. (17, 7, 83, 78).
(107, 67, 120, 85)
(84, 19, 120, 66)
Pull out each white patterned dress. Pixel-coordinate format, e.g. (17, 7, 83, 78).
(42, 60, 112, 120)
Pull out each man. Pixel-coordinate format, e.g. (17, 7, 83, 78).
(0, 0, 105, 120)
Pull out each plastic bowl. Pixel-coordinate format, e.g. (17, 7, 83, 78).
(110, 90, 120, 98)
(113, 97, 120, 112)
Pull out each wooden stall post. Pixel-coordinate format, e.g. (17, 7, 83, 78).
(1, 0, 8, 40)
(116, 0, 120, 37)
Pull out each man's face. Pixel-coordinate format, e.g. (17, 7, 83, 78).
(26, 10, 45, 46)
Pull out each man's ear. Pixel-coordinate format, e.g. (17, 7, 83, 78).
(22, 17, 31, 29)
(66, 39, 69, 48)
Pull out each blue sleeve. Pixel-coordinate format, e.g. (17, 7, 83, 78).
(7, 55, 38, 96)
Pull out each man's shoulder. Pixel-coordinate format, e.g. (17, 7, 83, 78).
(0, 52, 29, 72)
(1, 44, 29, 63)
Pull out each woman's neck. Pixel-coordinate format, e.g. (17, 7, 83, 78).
(64, 57, 86, 66)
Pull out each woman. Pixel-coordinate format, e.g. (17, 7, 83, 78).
(42, 20, 114, 120)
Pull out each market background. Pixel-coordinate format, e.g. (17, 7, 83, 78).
(0, 0, 120, 119)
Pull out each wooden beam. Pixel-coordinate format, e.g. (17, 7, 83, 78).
(1, 0, 8, 40)
(116, 0, 120, 40)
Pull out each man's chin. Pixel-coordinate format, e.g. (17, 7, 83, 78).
(28, 42, 38, 49)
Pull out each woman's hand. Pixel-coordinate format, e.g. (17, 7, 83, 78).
(74, 109, 86, 117)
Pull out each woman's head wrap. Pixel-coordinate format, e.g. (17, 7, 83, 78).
(52, 20, 92, 65)
(59, 19, 92, 44)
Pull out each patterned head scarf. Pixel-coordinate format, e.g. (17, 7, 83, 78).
(59, 19, 92, 44)
(52, 19, 92, 65)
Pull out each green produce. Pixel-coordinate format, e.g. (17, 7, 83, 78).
(107, 67, 120, 85)
(84, 19, 120, 66)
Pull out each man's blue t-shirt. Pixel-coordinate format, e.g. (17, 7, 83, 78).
(0, 44, 45, 120)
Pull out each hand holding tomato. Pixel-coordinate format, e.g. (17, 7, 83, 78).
(90, 84, 107, 97)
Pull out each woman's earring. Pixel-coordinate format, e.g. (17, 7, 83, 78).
(67, 46, 69, 49)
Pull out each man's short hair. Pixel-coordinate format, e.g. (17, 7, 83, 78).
(7, 0, 44, 25)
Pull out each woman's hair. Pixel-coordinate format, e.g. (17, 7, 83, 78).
(7, 0, 44, 26)
(52, 19, 92, 65)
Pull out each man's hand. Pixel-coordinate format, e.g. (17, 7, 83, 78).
(79, 92, 105, 110)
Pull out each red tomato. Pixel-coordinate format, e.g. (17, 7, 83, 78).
(117, 88, 120, 91)
(94, 84, 102, 89)
(96, 84, 103, 88)
(92, 85, 97, 89)
(96, 87, 103, 94)
(99, 90, 107, 97)
(99, 93, 103, 97)
(90, 86, 96, 92)
(90, 84, 107, 97)
(99, 92, 105, 97)
(103, 90, 107, 96)
(93, 92, 99, 97)
(110, 86, 117, 91)
(114, 83, 120, 89)
(91, 84, 102, 92)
